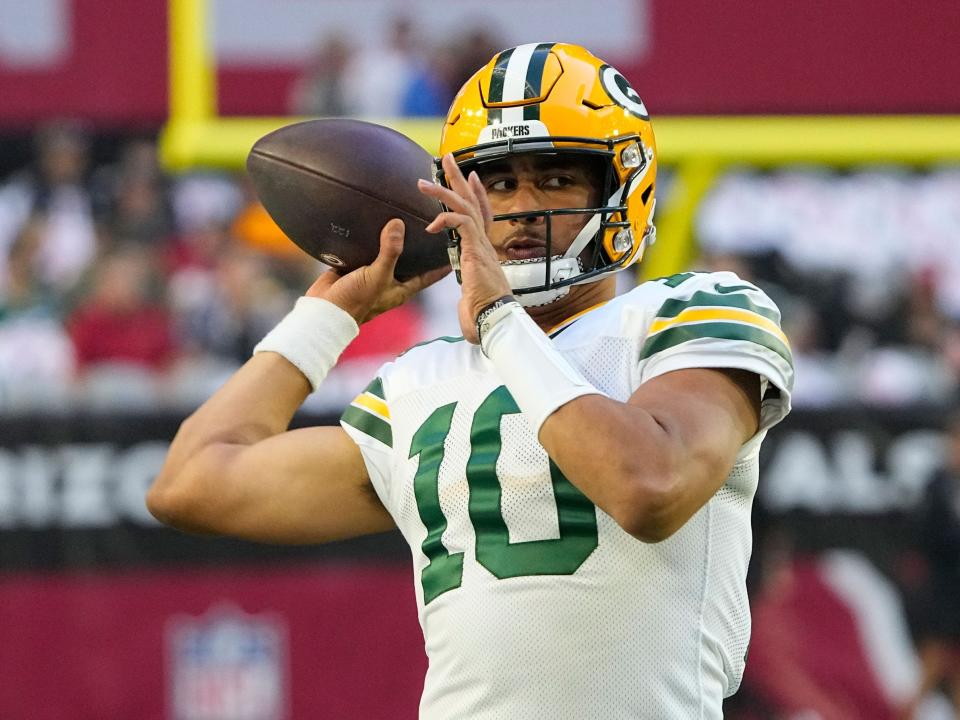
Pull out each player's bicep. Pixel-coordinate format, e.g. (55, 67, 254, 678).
(171, 425, 394, 544)
(626, 368, 760, 525)
(630, 367, 760, 469)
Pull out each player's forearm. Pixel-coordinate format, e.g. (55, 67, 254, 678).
(150, 295, 359, 528)
(151, 353, 313, 509)
(539, 395, 701, 541)
(176, 352, 312, 453)
(539, 368, 757, 541)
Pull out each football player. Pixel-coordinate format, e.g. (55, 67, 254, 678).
(148, 43, 794, 718)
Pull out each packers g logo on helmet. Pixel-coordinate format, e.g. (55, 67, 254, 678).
(599, 65, 649, 119)
(438, 42, 657, 307)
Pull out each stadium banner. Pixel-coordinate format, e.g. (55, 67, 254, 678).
(0, 407, 949, 571)
(0, 0, 958, 126)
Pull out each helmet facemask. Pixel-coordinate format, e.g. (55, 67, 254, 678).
(435, 134, 655, 307)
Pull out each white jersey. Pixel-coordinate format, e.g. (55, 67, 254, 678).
(340, 271, 794, 719)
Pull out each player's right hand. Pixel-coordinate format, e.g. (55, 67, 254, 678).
(305, 218, 450, 325)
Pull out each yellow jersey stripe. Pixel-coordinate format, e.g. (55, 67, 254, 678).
(649, 307, 790, 347)
(352, 392, 390, 421)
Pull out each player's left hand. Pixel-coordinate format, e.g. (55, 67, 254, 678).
(418, 153, 513, 344)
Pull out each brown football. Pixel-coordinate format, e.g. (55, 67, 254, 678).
(246, 119, 448, 279)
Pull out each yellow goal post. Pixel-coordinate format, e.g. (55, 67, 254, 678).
(160, 0, 960, 278)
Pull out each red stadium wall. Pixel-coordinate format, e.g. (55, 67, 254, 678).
(0, 564, 426, 720)
(0, 0, 958, 128)
(0, 0, 168, 127)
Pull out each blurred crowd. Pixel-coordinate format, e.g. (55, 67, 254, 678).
(1, 119, 960, 414)
(287, 17, 501, 119)
(0, 121, 459, 413)
(697, 167, 960, 408)
(2, 13, 957, 720)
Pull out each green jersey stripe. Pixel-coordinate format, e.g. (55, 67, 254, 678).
(342, 405, 393, 447)
(641, 320, 792, 364)
(653, 271, 697, 288)
(488, 47, 514, 102)
(655, 290, 781, 324)
(364, 376, 386, 401)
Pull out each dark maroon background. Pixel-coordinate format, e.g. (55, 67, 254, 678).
(1, 0, 958, 128)
(0, 563, 426, 720)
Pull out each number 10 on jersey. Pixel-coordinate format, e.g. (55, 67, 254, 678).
(409, 386, 599, 604)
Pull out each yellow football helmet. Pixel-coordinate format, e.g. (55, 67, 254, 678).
(438, 42, 657, 306)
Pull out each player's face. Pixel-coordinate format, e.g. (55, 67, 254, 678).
(476, 155, 602, 262)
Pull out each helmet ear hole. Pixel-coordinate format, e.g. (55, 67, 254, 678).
(640, 184, 653, 206)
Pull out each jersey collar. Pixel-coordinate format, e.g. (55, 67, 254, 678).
(547, 300, 609, 338)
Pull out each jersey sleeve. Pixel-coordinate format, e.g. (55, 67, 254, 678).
(339, 374, 395, 508)
(636, 272, 794, 435)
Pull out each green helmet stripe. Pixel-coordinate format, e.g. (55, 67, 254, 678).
(486, 47, 515, 124)
(522, 42, 555, 121)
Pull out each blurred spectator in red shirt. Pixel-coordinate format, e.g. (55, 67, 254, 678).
(339, 302, 424, 364)
(67, 245, 176, 372)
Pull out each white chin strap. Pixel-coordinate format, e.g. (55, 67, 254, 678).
(502, 257, 582, 307)
(502, 181, 628, 308)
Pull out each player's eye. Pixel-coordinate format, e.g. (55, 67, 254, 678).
(541, 175, 574, 189)
(487, 177, 516, 192)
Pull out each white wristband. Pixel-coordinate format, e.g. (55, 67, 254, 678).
(253, 296, 359, 392)
(481, 305, 606, 437)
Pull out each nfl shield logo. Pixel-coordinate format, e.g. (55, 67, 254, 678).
(167, 604, 288, 720)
